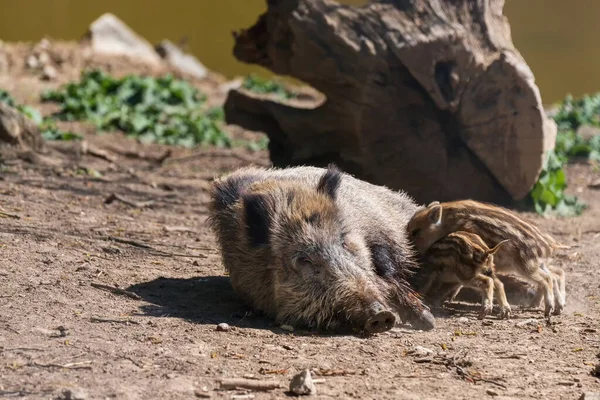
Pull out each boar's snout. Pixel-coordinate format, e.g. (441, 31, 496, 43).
(364, 302, 396, 334)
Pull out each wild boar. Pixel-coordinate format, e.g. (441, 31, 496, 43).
(414, 231, 511, 319)
(406, 200, 569, 317)
(208, 165, 435, 334)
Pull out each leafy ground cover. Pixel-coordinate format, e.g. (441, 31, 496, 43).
(529, 94, 600, 216)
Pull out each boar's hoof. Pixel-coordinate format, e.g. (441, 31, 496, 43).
(409, 309, 436, 331)
(364, 310, 396, 334)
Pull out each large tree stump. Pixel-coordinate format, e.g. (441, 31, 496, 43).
(224, 0, 557, 204)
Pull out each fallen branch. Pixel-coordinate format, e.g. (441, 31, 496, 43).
(82, 142, 118, 163)
(90, 317, 140, 325)
(90, 282, 142, 300)
(104, 193, 155, 208)
(31, 360, 93, 370)
(105, 146, 172, 165)
(105, 236, 154, 249)
(0, 210, 20, 219)
(104, 236, 208, 259)
(218, 378, 283, 391)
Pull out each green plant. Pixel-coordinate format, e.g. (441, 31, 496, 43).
(245, 135, 270, 152)
(529, 93, 600, 216)
(42, 69, 232, 148)
(242, 75, 296, 100)
(0, 89, 16, 107)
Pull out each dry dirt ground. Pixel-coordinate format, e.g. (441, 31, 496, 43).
(1, 41, 600, 400)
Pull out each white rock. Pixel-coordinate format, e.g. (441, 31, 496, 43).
(85, 13, 161, 65)
(289, 369, 317, 396)
(155, 40, 207, 79)
(41, 65, 58, 81)
(406, 345, 434, 357)
(515, 318, 539, 327)
(579, 393, 600, 400)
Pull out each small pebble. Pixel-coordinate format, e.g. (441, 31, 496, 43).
(41, 65, 57, 81)
(558, 381, 575, 386)
(579, 392, 600, 400)
(26, 54, 39, 69)
(38, 51, 50, 66)
(457, 317, 469, 324)
(406, 345, 434, 357)
(216, 323, 231, 332)
(516, 318, 539, 327)
(60, 388, 87, 400)
(574, 377, 581, 382)
(289, 369, 317, 396)
(280, 324, 294, 332)
(486, 389, 498, 396)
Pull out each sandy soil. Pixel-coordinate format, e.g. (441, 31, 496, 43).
(1, 40, 599, 400)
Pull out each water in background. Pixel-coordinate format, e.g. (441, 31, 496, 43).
(0, 0, 598, 104)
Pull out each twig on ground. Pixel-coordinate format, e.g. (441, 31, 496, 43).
(105, 236, 154, 249)
(90, 317, 140, 325)
(31, 361, 93, 370)
(90, 283, 142, 300)
(164, 150, 269, 167)
(104, 193, 155, 208)
(0, 210, 20, 219)
(0, 389, 36, 397)
(105, 146, 172, 165)
(218, 378, 283, 391)
(441, 354, 507, 390)
(82, 143, 118, 163)
(0, 346, 45, 352)
(104, 236, 208, 259)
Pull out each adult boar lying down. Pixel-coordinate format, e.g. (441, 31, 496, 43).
(208, 165, 435, 334)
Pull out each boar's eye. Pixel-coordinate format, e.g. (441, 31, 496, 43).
(410, 228, 421, 238)
(296, 256, 313, 267)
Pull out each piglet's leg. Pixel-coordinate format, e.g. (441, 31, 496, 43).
(492, 276, 511, 319)
(546, 263, 566, 315)
(527, 264, 555, 317)
(468, 275, 494, 320)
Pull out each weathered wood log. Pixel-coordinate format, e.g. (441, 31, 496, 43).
(224, 0, 557, 204)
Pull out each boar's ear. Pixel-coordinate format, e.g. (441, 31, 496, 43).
(243, 193, 274, 247)
(428, 203, 443, 225)
(487, 239, 509, 256)
(316, 164, 342, 200)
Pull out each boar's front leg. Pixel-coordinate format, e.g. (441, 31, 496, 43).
(369, 241, 435, 331)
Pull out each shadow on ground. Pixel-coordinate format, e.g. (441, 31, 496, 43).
(127, 276, 280, 329)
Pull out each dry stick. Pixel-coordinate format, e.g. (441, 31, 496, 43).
(106, 236, 154, 249)
(90, 283, 142, 300)
(104, 193, 155, 208)
(0, 210, 20, 219)
(219, 378, 283, 391)
(104, 236, 208, 259)
(0, 347, 45, 352)
(90, 317, 140, 325)
(83, 144, 118, 163)
(31, 361, 93, 370)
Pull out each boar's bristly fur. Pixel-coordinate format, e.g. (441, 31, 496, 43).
(208, 165, 435, 333)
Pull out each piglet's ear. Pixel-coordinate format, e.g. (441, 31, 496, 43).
(428, 204, 443, 225)
(488, 239, 510, 256)
(317, 164, 342, 200)
(243, 193, 274, 247)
